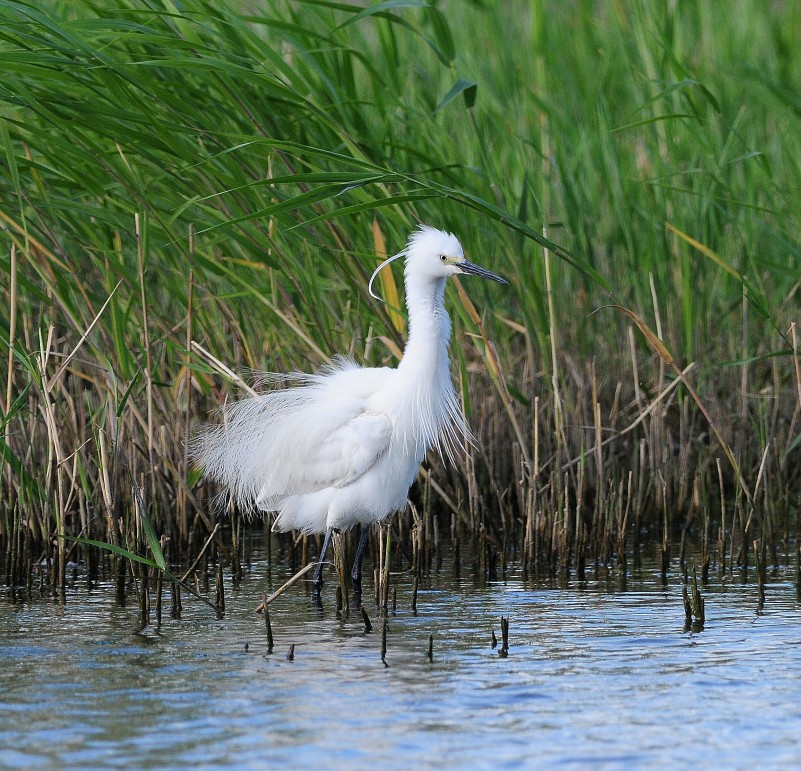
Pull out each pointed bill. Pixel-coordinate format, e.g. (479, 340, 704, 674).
(457, 260, 507, 284)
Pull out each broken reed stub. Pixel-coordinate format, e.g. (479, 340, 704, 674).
(499, 615, 509, 658)
(361, 605, 373, 633)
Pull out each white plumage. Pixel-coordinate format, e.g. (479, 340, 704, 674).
(192, 225, 506, 596)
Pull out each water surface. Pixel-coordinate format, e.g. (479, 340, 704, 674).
(2, 560, 800, 769)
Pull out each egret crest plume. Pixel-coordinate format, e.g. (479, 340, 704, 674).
(368, 249, 404, 302)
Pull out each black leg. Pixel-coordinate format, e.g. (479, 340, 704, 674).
(351, 525, 370, 598)
(312, 527, 334, 602)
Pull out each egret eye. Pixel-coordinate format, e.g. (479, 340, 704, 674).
(439, 255, 447, 262)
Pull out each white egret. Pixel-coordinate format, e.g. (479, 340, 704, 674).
(192, 225, 506, 599)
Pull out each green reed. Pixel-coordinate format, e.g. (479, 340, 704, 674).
(0, 0, 799, 598)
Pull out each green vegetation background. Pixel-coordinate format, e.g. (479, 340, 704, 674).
(1, 0, 799, 571)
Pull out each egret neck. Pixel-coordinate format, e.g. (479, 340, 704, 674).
(396, 271, 455, 456)
(400, 271, 451, 370)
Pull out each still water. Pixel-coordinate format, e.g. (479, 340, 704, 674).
(1, 557, 800, 769)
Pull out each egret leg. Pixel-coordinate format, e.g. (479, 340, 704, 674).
(311, 527, 334, 602)
(351, 526, 370, 599)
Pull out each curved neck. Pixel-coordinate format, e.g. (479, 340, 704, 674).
(398, 271, 450, 375)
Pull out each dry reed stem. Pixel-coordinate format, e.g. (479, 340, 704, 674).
(34, 277, 118, 571)
(648, 272, 665, 389)
(741, 286, 749, 420)
(457, 278, 532, 474)
(180, 224, 195, 540)
(37, 327, 67, 593)
(180, 521, 222, 582)
(190, 341, 258, 397)
(545, 248, 566, 458)
(613, 303, 753, 504)
(563, 362, 694, 470)
(418, 466, 459, 518)
(792, 323, 801, 410)
(372, 218, 404, 334)
(45, 282, 122, 392)
(380, 524, 391, 616)
(135, 214, 155, 497)
(263, 591, 274, 651)
(254, 561, 316, 612)
(4, 243, 17, 502)
(744, 442, 771, 534)
(332, 530, 349, 614)
(4, 243, 16, 415)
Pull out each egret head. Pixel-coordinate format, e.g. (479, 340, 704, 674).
(369, 225, 507, 301)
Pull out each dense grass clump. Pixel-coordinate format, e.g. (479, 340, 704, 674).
(1, 0, 799, 597)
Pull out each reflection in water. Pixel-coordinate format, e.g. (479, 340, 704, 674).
(1, 558, 800, 768)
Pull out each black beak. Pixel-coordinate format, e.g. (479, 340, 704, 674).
(458, 260, 508, 284)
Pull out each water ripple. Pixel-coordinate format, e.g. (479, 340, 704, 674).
(1, 564, 800, 769)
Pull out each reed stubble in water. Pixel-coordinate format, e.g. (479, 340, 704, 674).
(796, 548, 801, 604)
(263, 592, 274, 654)
(0, 0, 800, 608)
(333, 531, 349, 617)
(498, 616, 509, 658)
(381, 617, 388, 667)
(361, 605, 373, 634)
(683, 567, 705, 632)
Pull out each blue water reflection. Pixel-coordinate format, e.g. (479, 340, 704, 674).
(1, 563, 800, 769)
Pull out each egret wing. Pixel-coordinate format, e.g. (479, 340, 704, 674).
(255, 406, 393, 509)
(191, 360, 395, 512)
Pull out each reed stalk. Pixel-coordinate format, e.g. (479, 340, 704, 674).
(135, 213, 155, 505)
